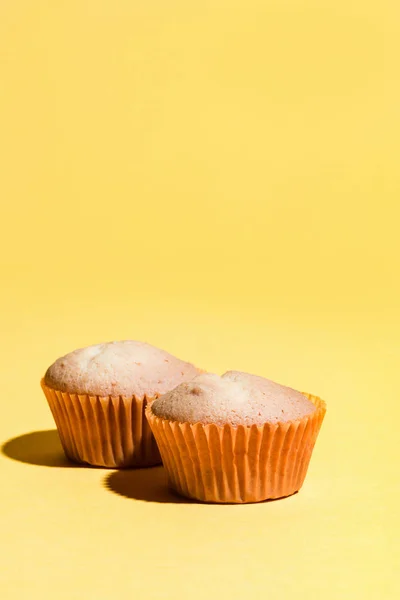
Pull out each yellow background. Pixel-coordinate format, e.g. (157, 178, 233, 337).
(0, 1, 398, 598)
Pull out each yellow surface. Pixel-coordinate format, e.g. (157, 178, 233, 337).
(0, 1, 398, 598)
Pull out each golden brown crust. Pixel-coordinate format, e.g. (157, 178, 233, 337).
(44, 340, 201, 397)
(151, 371, 316, 426)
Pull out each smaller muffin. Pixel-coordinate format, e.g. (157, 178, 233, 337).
(147, 371, 326, 503)
(41, 341, 201, 468)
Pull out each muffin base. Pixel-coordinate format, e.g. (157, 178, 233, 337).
(41, 380, 161, 468)
(146, 393, 326, 503)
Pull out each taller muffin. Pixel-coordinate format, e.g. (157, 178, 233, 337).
(41, 341, 201, 468)
(147, 371, 326, 503)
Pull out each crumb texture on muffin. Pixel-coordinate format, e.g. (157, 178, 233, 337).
(151, 371, 316, 426)
(44, 341, 201, 397)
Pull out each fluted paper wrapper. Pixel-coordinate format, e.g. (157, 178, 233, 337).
(147, 393, 326, 503)
(41, 380, 161, 468)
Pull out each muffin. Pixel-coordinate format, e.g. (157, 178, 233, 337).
(147, 371, 326, 503)
(41, 341, 201, 468)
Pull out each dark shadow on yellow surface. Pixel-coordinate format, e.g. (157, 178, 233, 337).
(1, 430, 77, 468)
(105, 466, 194, 503)
(105, 467, 298, 504)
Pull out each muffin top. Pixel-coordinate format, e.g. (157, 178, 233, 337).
(44, 341, 201, 397)
(151, 371, 316, 426)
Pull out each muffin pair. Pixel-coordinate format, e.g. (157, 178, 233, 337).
(42, 341, 326, 503)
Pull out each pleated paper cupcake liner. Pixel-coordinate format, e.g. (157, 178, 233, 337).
(41, 380, 161, 468)
(146, 393, 326, 503)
